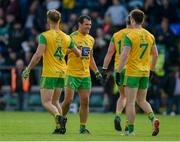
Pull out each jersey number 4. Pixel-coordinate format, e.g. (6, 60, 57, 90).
(54, 47, 63, 61)
(139, 43, 148, 59)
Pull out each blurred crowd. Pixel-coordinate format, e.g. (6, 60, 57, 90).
(0, 0, 180, 114)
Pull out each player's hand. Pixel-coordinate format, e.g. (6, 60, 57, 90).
(115, 72, 121, 86)
(95, 70, 104, 85)
(101, 68, 108, 81)
(22, 67, 31, 79)
(77, 46, 82, 50)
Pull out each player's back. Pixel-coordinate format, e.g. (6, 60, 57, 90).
(41, 29, 72, 78)
(112, 28, 131, 71)
(125, 28, 155, 77)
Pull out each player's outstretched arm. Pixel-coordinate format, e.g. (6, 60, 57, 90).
(102, 42, 115, 69)
(151, 44, 158, 71)
(22, 44, 45, 79)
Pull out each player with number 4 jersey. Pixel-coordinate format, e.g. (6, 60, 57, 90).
(22, 9, 80, 134)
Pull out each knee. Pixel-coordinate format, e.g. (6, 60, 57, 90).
(80, 97, 89, 107)
(136, 99, 146, 106)
(120, 94, 126, 100)
(52, 100, 59, 106)
(126, 99, 135, 106)
(42, 100, 51, 109)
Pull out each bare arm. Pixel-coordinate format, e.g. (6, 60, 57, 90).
(151, 44, 158, 71)
(70, 46, 81, 57)
(103, 42, 116, 69)
(90, 51, 98, 72)
(117, 46, 131, 73)
(28, 44, 46, 70)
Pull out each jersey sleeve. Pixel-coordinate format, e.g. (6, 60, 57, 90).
(124, 34, 132, 48)
(68, 36, 75, 49)
(110, 37, 115, 43)
(38, 34, 47, 45)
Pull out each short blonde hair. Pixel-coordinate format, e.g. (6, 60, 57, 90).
(47, 9, 61, 23)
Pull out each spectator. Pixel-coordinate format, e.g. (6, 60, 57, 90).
(0, 18, 9, 54)
(155, 18, 175, 69)
(143, 0, 158, 29)
(156, 0, 177, 23)
(164, 66, 180, 115)
(105, 0, 128, 28)
(8, 21, 25, 53)
(11, 59, 30, 111)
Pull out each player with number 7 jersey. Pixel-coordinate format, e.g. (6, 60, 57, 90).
(124, 28, 155, 78)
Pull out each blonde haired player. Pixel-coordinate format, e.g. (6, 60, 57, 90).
(116, 9, 159, 136)
(22, 9, 80, 134)
(102, 16, 131, 132)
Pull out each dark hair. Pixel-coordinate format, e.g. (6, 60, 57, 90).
(47, 9, 61, 23)
(130, 9, 144, 24)
(78, 15, 91, 24)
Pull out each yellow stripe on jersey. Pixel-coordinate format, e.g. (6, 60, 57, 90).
(112, 28, 131, 71)
(67, 31, 95, 77)
(124, 28, 155, 77)
(40, 29, 73, 78)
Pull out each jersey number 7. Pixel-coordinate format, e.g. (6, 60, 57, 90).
(139, 43, 148, 59)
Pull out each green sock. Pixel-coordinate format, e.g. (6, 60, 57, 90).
(128, 124, 134, 133)
(55, 114, 61, 129)
(148, 112, 155, 122)
(125, 120, 128, 130)
(80, 124, 86, 132)
(115, 112, 121, 116)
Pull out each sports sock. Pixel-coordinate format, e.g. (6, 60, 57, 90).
(128, 124, 134, 133)
(80, 123, 86, 132)
(125, 120, 128, 130)
(115, 112, 121, 117)
(55, 113, 61, 129)
(148, 112, 155, 122)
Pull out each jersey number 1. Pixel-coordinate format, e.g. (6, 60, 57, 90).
(139, 43, 148, 59)
(118, 40, 122, 54)
(54, 47, 63, 61)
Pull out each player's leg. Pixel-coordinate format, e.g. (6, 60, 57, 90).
(52, 88, 67, 134)
(114, 68, 127, 131)
(123, 76, 140, 135)
(78, 88, 91, 134)
(62, 75, 77, 116)
(52, 88, 63, 115)
(136, 77, 160, 136)
(125, 87, 138, 135)
(78, 77, 92, 134)
(40, 77, 66, 134)
(114, 86, 126, 131)
(61, 87, 75, 116)
(40, 89, 65, 134)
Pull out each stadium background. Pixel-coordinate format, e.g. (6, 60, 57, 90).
(0, 0, 180, 115)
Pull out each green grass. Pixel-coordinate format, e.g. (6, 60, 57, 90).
(0, 111, 180, 141)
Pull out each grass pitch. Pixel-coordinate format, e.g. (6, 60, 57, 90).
(0, 111, 180, 141)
